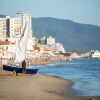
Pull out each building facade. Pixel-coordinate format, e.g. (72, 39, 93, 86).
(0, 17, 7, 38)
(0, 41, 16, 60)
(0, 12, 33, 39)
(47, 36, 55, 45)
(9, 17, 21, 38)
(17, 12, 33, 38)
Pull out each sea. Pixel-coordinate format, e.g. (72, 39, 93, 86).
(31, 58, 100, 96)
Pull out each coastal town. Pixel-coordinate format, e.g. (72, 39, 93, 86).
(0, 12, 100, 65)
(0, 0, 100, 99)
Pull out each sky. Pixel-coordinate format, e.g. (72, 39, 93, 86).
(0, 0, 100, 26)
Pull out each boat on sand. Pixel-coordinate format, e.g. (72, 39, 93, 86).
(3, 21, 38, 74)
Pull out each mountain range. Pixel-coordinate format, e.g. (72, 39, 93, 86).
(32, 17, 100, 51)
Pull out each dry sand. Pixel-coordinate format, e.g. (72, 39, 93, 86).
(0, 66, 100, 100)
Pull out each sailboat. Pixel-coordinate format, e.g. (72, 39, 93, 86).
(3, 21, 38, 74)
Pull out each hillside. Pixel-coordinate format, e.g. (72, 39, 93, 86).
(32, 17, 100, 51)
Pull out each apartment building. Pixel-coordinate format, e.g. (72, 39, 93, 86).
(9, 17, 21, 38)
(17, 12, 33, 38)
(0, 17, 7, 38)
(0, 12, 33, 38)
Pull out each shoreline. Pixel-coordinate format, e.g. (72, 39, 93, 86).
(39, 72, 87, 98)
(0, 65, 100, 100)
(1, 60, 52, 67)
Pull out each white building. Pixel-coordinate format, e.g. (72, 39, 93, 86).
(9, 17, 21, 38)
(0, 12, 33, 39)
(91, 50, 100, 58)
(0, 41, 16, 60)
(52, 43, 65, 53)
(0, 15, 21, 38)
(0, 16, 8, 38)
(17, 12, 33, 38)
(47, 36, 55, 45)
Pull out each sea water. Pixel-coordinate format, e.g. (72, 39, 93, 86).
(32, 58, 100, 96)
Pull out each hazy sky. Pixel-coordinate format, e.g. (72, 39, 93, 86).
(0, 0, 100, 26)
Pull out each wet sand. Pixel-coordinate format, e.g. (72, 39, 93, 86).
(0, 66, 100, 100)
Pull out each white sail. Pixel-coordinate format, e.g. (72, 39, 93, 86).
(15, 21, 29, 63)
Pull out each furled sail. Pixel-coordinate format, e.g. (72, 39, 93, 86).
(15, 21, 29, 63)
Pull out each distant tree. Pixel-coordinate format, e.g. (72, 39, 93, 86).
(59, 51, 71, 57)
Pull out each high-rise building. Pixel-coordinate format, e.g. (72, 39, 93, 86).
(0, 15, 21, 38)
(0, 17, 7, 38)
(0, 12, 33, 39)
(9, 17, 21, 38)
(17, 12, 33, 38)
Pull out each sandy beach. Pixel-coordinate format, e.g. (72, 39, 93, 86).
(0, 65, 100, 100)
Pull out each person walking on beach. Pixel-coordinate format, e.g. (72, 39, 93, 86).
(22, 60, 26, 74)
(28, 60, 30, 67)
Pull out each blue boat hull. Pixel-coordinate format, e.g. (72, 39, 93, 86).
(3, 65, 38, 74)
